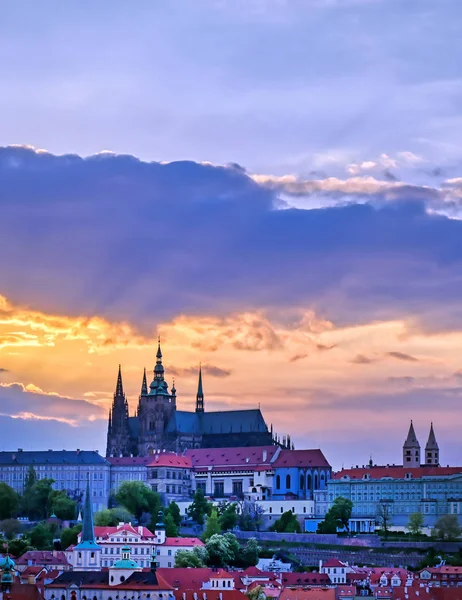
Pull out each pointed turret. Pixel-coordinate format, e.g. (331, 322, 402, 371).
(81, 477, 96, 544)
(196, 364, 204, 413)
(425, 423, 439, 466)
(141, 368, 148, 395)
(73, 477, 101, 571)
(115, 364, 124, 397)
(153, 337, 165, 382)
(403, 420, 421, 467)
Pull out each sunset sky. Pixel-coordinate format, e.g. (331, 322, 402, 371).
(1, 1, 462, 468)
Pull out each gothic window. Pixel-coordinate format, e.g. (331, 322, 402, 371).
(307, 473, 312, 490)
(286, 474, 291, 489)
(149, 420, 154, 431)
(300, 474, 304, 489)
(276, 475, 281, 490)
(314, 472, 318, 489)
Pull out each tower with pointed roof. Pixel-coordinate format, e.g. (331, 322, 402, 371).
(106, 365, 132, 457)
(137, 339, 177, 456)
(73, 477, 101, 571)
(403, 420, 421, 468)
(196, 365, 204, 413)
(425, 423, 439, 466)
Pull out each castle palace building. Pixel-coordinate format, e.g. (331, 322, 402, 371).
(106, 341, 275, 457)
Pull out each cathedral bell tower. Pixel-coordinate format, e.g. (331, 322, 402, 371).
(425, 423, 439, 466)
(137, 339, 177, 455)
(403, 420, 421, 468)
(106, 365, 131, 457)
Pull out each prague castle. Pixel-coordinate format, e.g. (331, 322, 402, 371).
(106, 341, 280, 456)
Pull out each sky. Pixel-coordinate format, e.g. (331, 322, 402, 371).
(0, 0, 462, 469)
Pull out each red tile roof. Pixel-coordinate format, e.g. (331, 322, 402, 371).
(158, 568, 220, 589)
(280, 587, 336, 600)
(280, 574, 330, 587)
(337, 586, 356, 598)
(322, 559, 346, 568)
(90, 524, 154, 538)
(210, 570, 235, 579)
(185, 446, 278, 470)
(164, 537, 204, 547)
(333, 466, 462, 480)
(273, 450, 331, 469)
(173, 590, 244, 600)
(16, 551, 69, 566)
(107, 456, 152, 466)
(8, 583, 43, 600)
(147, 454, 192, 468)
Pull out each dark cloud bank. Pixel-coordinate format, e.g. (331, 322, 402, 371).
(1, 146, 461, 330)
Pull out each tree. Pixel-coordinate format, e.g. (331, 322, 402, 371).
(223, 532, 241, 564)
(50, 491, 77, 520)
(175, 547, 207, 568)
(239, 500, 265, 532)
(377, 501, 393, 539)
(219, 503, 238, 531)
(166, 501, 182, 528)
(0, 519, 21, 540)
(28, 523, 54, 549)
(95, 507, 134, 526)
(318, 497, 353, 534)
(330, 497, 353, 532)
(164, 513, 179, 537)
(188, 488, 212, 525)
(270, 510, 301, 533)
(205, 533, 234, 567)
(8, 538, 30, 558)
(115, 481, 160, 522)
(0, 484, 19, 520)
(408, 512, 424, 537)
(203, 509, 221, 540)
(246, 586, 267, 600)
(242, 537, 261, 567)
(60, 524, 82, 550)
(432, 515, 462, 541)
(24, 465, 36, 492)
(21, 478, 55, 520)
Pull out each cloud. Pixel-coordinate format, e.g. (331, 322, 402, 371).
(167, 364, 232, 379)
(351, 354, 376, 364)
(386, 351, 419, 362)
(0, 368, 8, 373)
(0, 381, 105, 427)
(1, 146, 462, 336)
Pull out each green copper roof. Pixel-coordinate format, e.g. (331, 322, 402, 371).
(74, 476, 101, 551)
(112, 558, 140, 569)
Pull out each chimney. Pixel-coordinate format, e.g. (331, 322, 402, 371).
(27, 574, 35, 585)
(263, 450, 267, 461)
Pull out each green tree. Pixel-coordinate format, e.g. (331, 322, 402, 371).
(432, 515, 462, 541)
(203, 508, 221, 540)
(22, 478, 55, 520)
(188, 488, 212, 525)
(219, 503, 238, 531)
(24, 465, 36, 492)
(0, 484, 19, 520)
(0, 519, 21, 540)
(205, 533, 234, 567)
(166, 501, 182, 527)
(164, 513, 179, 537)
(94, 507, 134, 526)
(175, 547, 207, 568)
(270, 510, 301, 533)
(317, 512, 338, 534)
(408, 512, 424, 537)
(8, 538, 30, 558)
(242, 537, 260, 567)
(239, 500, 265, 532)
(28, 523, 54, 549)
(330, 497, 353, 532)
(223, 532, 240, 564)
(115, 481, 160, 522)
(246, 585, 267, 600)
(60, 524, 82, 550)
(50, 491, 77, 520)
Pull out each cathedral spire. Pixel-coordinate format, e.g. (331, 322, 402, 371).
(196, 364, 204, 413)
(153, 336, 165, 381)
(403, 420, 421, 468)
(425, 422, 439, 466)
(141, 368, 148, 395)
(115, 364, 124, 397)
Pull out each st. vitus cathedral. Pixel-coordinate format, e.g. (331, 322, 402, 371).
(106, 341, 289, 456)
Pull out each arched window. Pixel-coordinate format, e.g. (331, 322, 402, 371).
(120, 576, 125, 583)
(300, 474, 304, 489)
(149, 419, 154, 431)
(314, 472, 318, 489)
(307, 473, 312, 490)
(61, 596, 65, 600)
(276, 475, 281, 489)
(286, 474, 291, 489)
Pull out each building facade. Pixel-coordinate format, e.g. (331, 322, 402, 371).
(0, 450, 110, 512)
(106, 342, 278, 457)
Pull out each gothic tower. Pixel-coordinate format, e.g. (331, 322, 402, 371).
(73, 477, 102, 571)
(425, 423, 439, 466)
(106, 365, 131, 456)
(403, 420, 421, 468)
(196, 365, 204, 413)
(137, 339, 176, 455)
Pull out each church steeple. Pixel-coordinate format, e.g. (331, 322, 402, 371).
(115, 364, 124, 397)
(196, 364, 204, 413)
(141, 368, 148, 395)
(154, 337, 165, 381)
(403, 420, 421, 467)
(425, 422, 439, 466)
(81, 477, 96, 544)
(73, 476, 101, 571)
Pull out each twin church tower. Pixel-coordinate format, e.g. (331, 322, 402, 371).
(402, 421, 439, 468)
(106, 340, 276, 457)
